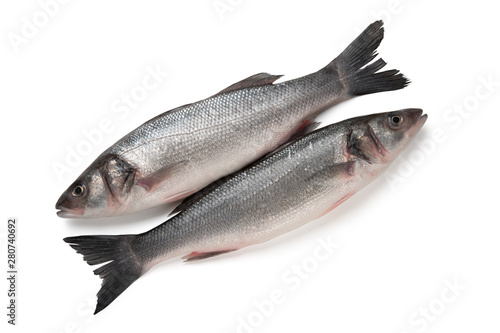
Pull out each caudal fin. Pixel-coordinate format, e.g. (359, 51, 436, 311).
(328, 20, 409, 95)
(64, 235, 143, 314)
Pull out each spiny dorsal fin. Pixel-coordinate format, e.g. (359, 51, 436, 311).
(215, 72, 283, 95)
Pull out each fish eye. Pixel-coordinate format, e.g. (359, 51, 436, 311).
(389, 114, 403, 127)
(71, 184, 86, 197)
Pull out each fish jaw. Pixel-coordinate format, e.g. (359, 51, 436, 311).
(411, 113, 428, 137)
(56, 205, 84, 217)
(55, 192, 85, 217)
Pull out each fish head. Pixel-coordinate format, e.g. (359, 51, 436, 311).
(347, 108, 427, 165)
(56, 155, 136, 218)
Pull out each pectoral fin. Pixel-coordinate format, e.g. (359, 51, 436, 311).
(161, 188, 200, 204)
(136, 160, 189, 192)
(318, 193, 353, 218)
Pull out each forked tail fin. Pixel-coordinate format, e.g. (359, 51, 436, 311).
(64, 235, 143, 314)
(328, 20, 409, 95)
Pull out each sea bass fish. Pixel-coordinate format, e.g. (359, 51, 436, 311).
(65, 108, 427, 313)
(56, 20, 408, 218)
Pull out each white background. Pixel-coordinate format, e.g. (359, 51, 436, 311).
(1, 1, 499, 332)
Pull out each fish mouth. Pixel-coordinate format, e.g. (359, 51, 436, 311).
(56, 206, 84, 218)
(419, 114, 428, 125)
(410, 113, 428, 136)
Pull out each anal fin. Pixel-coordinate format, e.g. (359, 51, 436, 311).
(318, 193, 353, 218)
(182, 250, 236, 262)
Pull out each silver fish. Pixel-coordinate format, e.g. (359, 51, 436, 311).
(64, 108, 427, 313)
(56, 20, 408, 218)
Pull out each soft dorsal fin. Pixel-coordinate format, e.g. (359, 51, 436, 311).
(215, 72, 283, 95)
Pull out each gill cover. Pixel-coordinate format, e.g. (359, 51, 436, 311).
(99, 155, 136, 207)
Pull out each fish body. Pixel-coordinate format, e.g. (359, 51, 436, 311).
(56, 20, 408, 218)
(65, 109, 427, 313)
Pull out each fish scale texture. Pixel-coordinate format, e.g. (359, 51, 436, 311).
(62, 22, 415, 313)
(58, 20, 407, 218)
(133, 123, 349, 264)
(108, 76, 340, 178)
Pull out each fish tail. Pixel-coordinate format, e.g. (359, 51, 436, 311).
(64, 234, 143, 314)
(329, 20, 409, 95)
